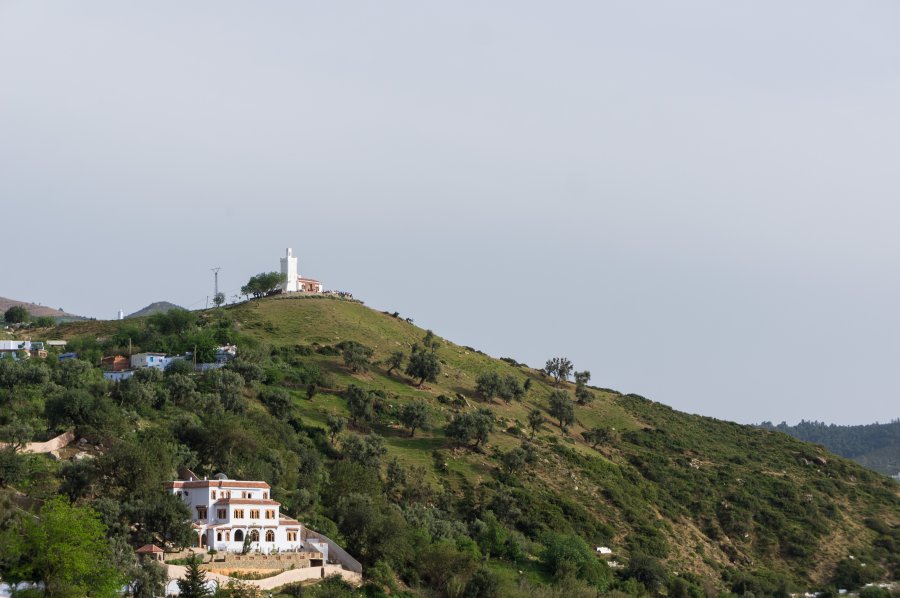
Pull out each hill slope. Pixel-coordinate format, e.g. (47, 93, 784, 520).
(0, 295, 82, 320)
(759, 420, 900, 477)
(11, 295, 900, 595)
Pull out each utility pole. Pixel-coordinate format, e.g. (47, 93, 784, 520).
(212, 267, 222, 307)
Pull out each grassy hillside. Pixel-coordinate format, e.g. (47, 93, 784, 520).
(4, 294, 899, 596)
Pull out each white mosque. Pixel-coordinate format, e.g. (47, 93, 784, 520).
(280, 248, 324, 294)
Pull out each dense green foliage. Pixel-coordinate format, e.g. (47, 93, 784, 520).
(0, 295, 897, 597)
(759, 420, 900, 477)
(4, 305, 30, 323)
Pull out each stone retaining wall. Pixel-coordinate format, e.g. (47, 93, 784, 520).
(200, 552, 320, 571)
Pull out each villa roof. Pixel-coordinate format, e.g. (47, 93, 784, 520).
(279, 516, 301, 526)
(166, 480, 271, 489)
(217, 498, 280, 506)
(136, 544, 165, 554)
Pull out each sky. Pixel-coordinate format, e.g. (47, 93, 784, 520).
(2, 1, 899, 425)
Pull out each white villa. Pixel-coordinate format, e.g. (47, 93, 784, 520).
(166, 470, 328, 560)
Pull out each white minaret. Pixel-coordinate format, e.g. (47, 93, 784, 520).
(280, 248, 299, 293)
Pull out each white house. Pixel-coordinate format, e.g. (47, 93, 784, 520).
(166, 470, 328, 560)
(130, 352, 169, 370)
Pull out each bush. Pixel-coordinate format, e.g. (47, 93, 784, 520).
(541, 532, 611, 589)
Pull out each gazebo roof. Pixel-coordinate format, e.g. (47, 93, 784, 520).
(135, 544, 165, 554)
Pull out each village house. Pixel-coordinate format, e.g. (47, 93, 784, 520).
(0, 340, 47, 359)
(131, 352, 170, 370)
(100, 355, 129, 371)
(166, 470, 329, 560)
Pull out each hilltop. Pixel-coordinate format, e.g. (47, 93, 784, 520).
(126, 300, 184, 319)
(0, 295, 82, 320)
(3, 295, 898, 596)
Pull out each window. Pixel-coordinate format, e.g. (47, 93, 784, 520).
(225, 531, 230, 541)
(265, 510, 275, 519)
(263, 492, 268, 499)
(234, 530, 244, 542)
(217, 508, 226, 519)
(250, 509, 260, 519)
(234, 509, 244, 519)
(217, 532, 222, 541)
(265, 530, 275, 542)
(225, 491, 231, 498)
(196, 506, 207, 519)
(249, 530, 259, 542)
(211, 491, 216, 499)
(287, 531, 297, 542)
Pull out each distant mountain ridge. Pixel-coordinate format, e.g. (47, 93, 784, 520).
(0, 296, 83, 320)
(758, 419, 900, 477)
(126, 301, 184, 319)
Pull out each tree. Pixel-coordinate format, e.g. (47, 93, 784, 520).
(148, 308, 197, 335)
(475, 372, 503, 402)
(582, 427, 613, 449)
(445, 409, 494, 450)
(399, 402, 428, 437)
(129, 559, 168, 598)
(327, 415, 347, 445)
(575, 384, 594, 406)
(500, 446, 528, 474)
(345, 385, 374, 426)
(3, 305, 29, 324)
(212, 292, 225, 307)
(574, 370, 593, 405)
(177, 555, 211, 598)
(548, 390, 575, 432)
(33, 315, 56, 328)
(422, 329, 441, 352)
(342, 342, 373, 373)
(527, 409, 546, 439)
(0, 497, 125, 597)
(342, 433, 387, 469)
(240, 271, 283, 299)
(385, 350, 404, 376)
(544, 357, 574, 387)
(405, 347, 441, 387)
(499, 375, 524, 403)
(574, 370, 591, 386)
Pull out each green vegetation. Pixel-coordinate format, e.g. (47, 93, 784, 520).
(0, 294, 897, 597)
(759, 419, 900, 477)
(4, 305, 30, 324)
(240, 271, 283, 299)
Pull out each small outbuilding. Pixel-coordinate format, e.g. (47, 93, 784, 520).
(135, 544, 165, 562)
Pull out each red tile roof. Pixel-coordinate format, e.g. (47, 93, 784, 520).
(136, 544, 164, 554)
(166, 480, 271, 489)
(217, 498, 280, 505)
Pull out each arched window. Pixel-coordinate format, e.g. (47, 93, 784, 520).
(265, 530, 275, 542)
(217, 532, 222, 542)
(234, 529, 244, 542)
(249, 530, 259, 542)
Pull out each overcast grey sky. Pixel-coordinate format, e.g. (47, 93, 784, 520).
(2, 2, 899, 425)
